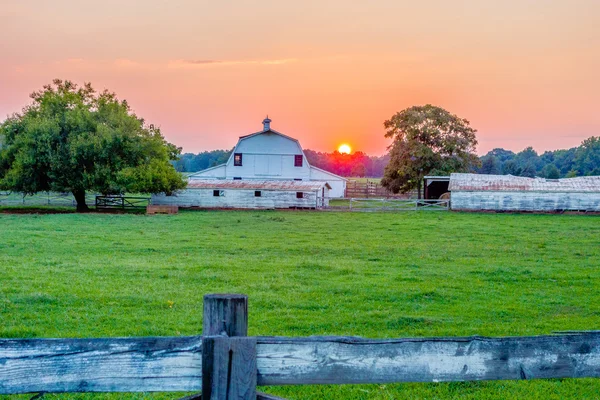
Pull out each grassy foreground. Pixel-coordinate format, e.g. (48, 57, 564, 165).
(1, 210, 599, 399)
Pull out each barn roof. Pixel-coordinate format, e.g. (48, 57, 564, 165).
(449, 173, 600, 192)
(187, 179, 331, 191)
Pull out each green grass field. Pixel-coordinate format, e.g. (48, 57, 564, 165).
(1, 210, 600, 399)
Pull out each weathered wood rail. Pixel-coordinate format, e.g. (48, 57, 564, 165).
(95, 196, 150, 211)
(328, 198, 450, 212)
(1, 294, 600, 399)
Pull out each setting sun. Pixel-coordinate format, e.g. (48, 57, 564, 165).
(338, 144, 351, 154)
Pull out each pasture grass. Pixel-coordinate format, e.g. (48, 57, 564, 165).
(1, 210, 599, 399)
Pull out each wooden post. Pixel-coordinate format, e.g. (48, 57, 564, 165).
(203, 294, 248, 337)
(202, 294, 256, 400)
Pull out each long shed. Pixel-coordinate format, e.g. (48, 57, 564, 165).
(449, 173, 600, 212)
(152, 180, 331, 209)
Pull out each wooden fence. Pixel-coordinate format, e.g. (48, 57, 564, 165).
(95, 196, 150, 211)
(345, 180, 416, 199)
(0, 191, 97, 208)
(328, 198, 450, 212)
(2, 294, 600, 399)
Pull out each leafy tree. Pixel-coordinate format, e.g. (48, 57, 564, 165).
(515, 146, 540, 173)
(0, 80, 186, 211)
(302, 149, 386, 177)
(542, 164, 560, 179)
(350, 162, 367, 177)
(487, 148, 516, 163)
(521, 163, 537, 178)
(574, 136, 600, 176)
(479, 155, 501, 174)
(502, 160, 521, 176)
(173, 149, 233, 172)
(381, 105, 479, 198)
(553, 148, 576, 176)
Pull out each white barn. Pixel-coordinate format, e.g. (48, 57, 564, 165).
(152, 118, 346, 209)
(188, 118, 347, 198)
(449, 173, 600, 212)
(152, 179, 330, 209)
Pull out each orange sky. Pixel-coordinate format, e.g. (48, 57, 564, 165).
(1, 0, 599, 155)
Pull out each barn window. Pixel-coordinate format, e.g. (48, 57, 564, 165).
(294, 155, 303, 167)
(234, 153, 243, 166)
(296, 192, 304, 199)
(233, 177, 242, 180)
(213, 190, 224, 197)
(255, 191, 262, 197)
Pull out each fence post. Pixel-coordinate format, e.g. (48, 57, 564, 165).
(202, 294, 256, 400)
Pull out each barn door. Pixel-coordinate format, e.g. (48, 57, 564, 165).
(268, 155, 282, 176)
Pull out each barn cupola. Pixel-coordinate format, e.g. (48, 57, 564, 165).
(262, 116, 271, 131)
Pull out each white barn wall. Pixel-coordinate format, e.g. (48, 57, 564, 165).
(152, 188, 328, 209)
(309, 167, 347, 198)
(226, 133, 311, 180)
(451, 191, 600, 212)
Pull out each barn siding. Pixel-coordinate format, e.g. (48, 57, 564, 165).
(152, 188, 327, 209)
(309, 167, 347, 198)
(451, 191, 600, 212)
(229, 133, 311, 181)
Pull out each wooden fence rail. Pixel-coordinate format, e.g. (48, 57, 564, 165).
(1, 294, 600, 399)
(95, 196, 150, 211)
(327, 198, 450, 212)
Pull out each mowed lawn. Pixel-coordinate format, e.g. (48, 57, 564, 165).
(1, 210, 600, 399)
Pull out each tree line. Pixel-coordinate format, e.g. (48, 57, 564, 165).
(174, 137, 600, 181)
(173, 149, 390, 177)
(478, 138, 600, 178)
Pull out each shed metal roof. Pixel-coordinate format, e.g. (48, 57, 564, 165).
(187, 179, 331, 191)
(449, 173, 600, 192)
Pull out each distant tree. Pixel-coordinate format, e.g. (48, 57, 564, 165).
(302, 149, 387, 177)
(553, 148, 576, 176)
(0, 79, 186, 211)
(542, 164, 560, 179)
(381, 105, 479, 198)
(574, 136, 600, 176)
(173, 149, 233, 172)
(502, 160, 521, 176)
(566, 170, 578, 178)
(487, 148, 516, 163)
(515, 146, 540, 173)
(350, 162, 367, 177)
(479, 155, 501, 175)
(521, 163, 537, 178)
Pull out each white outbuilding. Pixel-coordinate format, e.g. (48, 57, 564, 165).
(152, 179, 330, 209)
(188, 118, 347, 198)
(449, 173, 600, 212)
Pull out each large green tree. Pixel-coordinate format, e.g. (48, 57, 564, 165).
(0, 80, 186, 211)
(381, 105, 479, 198)
(574, 136, 600, 176)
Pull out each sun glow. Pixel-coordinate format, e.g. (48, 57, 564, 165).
(338, 144, 351, 154)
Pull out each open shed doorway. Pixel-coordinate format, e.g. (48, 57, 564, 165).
(424, 176, 450, 199)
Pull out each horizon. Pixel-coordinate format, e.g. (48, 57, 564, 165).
(1, 0, 599, 157)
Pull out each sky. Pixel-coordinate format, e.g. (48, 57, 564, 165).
(1, 0, 599, 156)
